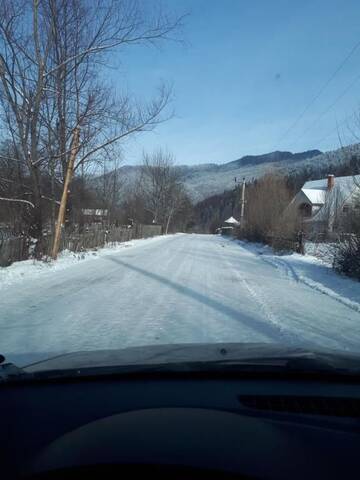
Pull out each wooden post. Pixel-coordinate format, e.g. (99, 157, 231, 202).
(297, 230, 305, 255)
(51, 127, 80, 260)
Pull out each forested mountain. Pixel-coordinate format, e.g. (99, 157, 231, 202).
(103, 144, 360, 202)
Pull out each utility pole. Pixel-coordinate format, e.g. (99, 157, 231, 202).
(51, 127, 81, 260)
(232, 177, 237, 215)
(240, 177, 246, 227)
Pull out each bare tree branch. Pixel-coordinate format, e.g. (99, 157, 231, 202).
(0, 196, 34, 207)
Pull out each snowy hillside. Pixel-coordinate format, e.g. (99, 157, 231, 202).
(99, 144, 360, 202)
(181, 144, 360, 201)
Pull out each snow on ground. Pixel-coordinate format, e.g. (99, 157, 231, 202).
(0, 234, 169, 291)
(238, 240, 360, 313)
(304, 241, 338, 265)
(1, 233, 360, 367)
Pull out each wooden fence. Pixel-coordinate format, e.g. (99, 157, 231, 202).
(0, 223, 162, 267)
(0, 235, 29, 267)
(267, 231, 353, 257)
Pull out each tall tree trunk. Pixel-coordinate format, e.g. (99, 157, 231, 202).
(165, 208, 174, 234)
(28, 164, 43, 257)
(50, 158, 56, 232)
(51, 127, 80, 259)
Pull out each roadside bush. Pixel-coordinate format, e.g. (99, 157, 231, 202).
(333, 235, 360, 280)
(238, 173, 300, 251)
(271, 235, 297, 254)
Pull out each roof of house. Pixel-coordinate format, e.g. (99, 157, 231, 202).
(305, 175, 360, 223)
(301, 188, 326, 205)
(301, 175, 360, 206)
(224, 216, 240, 225)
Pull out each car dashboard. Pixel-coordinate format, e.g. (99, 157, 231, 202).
(1, 372, 360, 479)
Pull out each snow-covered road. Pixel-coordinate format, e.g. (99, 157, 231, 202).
(1, 233, 360, 365)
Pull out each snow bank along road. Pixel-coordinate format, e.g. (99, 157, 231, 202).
(1, 233, 360, 365)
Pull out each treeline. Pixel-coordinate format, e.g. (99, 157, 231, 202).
(0, 145, 195, 239)
(0, 143, 109, 235)
(194, 188, 242, 234)
(286, 152, 360, 192)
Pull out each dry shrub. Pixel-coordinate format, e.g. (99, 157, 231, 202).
(333, 235, 360, 280)
(239, 173, 299, 250)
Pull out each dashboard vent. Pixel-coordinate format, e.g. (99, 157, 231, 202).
(238, 395, 360, 417)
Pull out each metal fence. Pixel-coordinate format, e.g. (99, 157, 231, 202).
(0, 223, 162, 267)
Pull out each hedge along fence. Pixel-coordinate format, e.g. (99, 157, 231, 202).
(0, 223, 162, 267)
(263, 232, 305, 254)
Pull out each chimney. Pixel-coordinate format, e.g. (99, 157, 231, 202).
(327, 174, 335, 191)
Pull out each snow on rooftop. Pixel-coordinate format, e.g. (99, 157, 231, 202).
(224, 216, 240, 225)
(303, 178, 328, 190)
(302, 174, 360, 205)
(301, 188, 326, 205)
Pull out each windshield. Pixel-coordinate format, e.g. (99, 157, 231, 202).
(1, 0, 360, 371)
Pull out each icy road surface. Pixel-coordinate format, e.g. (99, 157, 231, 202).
(1, 233, 360, 365)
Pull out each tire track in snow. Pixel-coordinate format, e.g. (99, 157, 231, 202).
(220, 244, 300, 346)
(226, 242, 360, 350)
(260, 254, 360, 314)
(260, 256, 299, 283)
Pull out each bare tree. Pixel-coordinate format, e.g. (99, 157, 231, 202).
(0, 0, 183, 257)
(140, 149, 175, 224)
(163, 182, 190, 234)
(139, 149, 190, 232)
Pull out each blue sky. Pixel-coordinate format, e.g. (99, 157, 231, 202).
(110, 0, 360, 165)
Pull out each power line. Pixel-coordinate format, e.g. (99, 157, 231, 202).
(275, 36, 360, 148)
(302, 111, 356, 148)
(291, 71, 360, 147)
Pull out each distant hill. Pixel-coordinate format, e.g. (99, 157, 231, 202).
(96, 144, 360, 202)
(223, 150, 322, 170)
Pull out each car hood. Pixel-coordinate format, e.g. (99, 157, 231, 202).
(22, 343, 360, 374)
